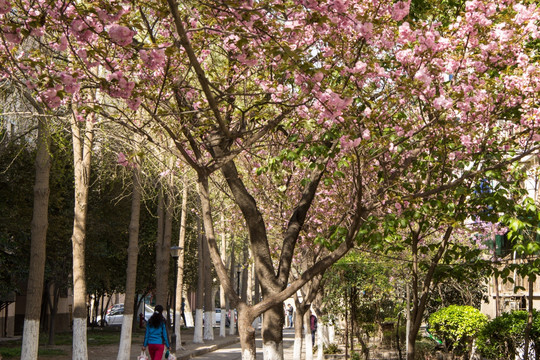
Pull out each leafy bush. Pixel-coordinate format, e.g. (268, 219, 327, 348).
(415, 338, 440, 360)
(428, 305, 487, 357)
(323, 343, 342, 354)
(476, 310, 540, 360)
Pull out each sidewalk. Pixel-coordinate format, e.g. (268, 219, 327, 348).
(0, 327, 241, 360)
(172, 328, 240, 360)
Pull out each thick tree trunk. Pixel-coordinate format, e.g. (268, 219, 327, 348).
(47, 284, 60, 346)
(71, 113, 94, 360)
(238, 303, 257, 360)
(262, 303, 286, 360)
(155, 189, 173, 307)
(117, 164, 141, 360)
(304, 311, 314, 360)
(20, 116, 51, 360)
(293, 304, 305, 360)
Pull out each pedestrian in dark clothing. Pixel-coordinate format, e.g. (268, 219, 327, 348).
(310, 312, 317, 346)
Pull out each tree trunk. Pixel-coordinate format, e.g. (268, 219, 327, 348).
(155, 188, 173, 307)
(47, 283, 60, 346)
(304, 311, 314, 360)
(229, 248, 237, 336)
(238, 303, 257, 360)
(20, 115, 51, 360)
(241, 245, 249, 303)
(262, 303, 286, 360)
(293, 301, 305, 360)
(71, 112, 94, 360)
(219, 213, 227, 338)
(194, 216, 204, 343)
(407, 225, 457, 360)
(174, 179, 188, 350)
(203, 230, 214, 340)
(117, 163, 142, 360)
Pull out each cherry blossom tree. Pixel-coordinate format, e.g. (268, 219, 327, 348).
(1, 1, 540, 359)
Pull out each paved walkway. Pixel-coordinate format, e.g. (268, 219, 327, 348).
(177, 328, 297, 360)
(1, 327, 301, 360)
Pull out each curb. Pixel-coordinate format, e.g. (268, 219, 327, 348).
(176, 337, 240, 359)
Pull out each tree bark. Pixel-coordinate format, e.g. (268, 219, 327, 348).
(71, 111, 94, 360)
(303, 310, 313, 360)
(203, 229, 214, 340)
(20, 115, 51, 360)
(155, 187, 173, 307)
(293, 298, 306, 360)
(117, 162, 142, 360)
(174, 179, 188, 349)
(407, 224, 456, 360)
(219, 213, 227, 337)
(193, 216, 204, 343)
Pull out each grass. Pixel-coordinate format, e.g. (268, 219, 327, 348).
(0, 327, 145, 359)
(0, 342, 68, 359)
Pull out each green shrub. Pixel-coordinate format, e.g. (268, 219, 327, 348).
(415, 338, 439, 360)
(323, 343, 342, 354)
(428, 305, 487, 357)
(476, 310, 540, 360)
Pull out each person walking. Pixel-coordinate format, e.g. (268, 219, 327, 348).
(142, 305, 170, 360)
(309, 311, 318, 346)
(287, 304, 294, 328)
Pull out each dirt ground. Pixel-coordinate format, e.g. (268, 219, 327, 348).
(36, 332, 146, 360)
(31, 327, 239, 360)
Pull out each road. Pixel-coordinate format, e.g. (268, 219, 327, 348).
(190, 328, 297, 359)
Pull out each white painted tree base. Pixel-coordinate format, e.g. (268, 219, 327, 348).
(203, 311, 214, 340)
(20, 319, 40, 360)
(243, 347, 257, 360)
(263, 340, 283, 360)
(293, 336, 302, 360)
(304, 332, 314, 360)
(73, 318, 88, 360)
(193, 309, 204, 343)
(185, 309, 194, 327)
(219, 307, 226, 337)
(317, 326, 324, 360)
(174, 310, 183, 351)
(229, 309, 236, 335)
(117, 314, 133, 360)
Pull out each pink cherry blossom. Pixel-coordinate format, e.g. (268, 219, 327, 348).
(398, 22, 415, 43)
(71, 19, 96, 43)
(433, 95, 452, 110)
(59, 73, 81, 94)
(107, 71, 135, 99)
(108, 24, 135, 47)
(126, 97, 142, 111)
(139, 49, 166, 70)
(414, 66, 432, 86)
(41, 88, 61, 109)
(392, 0, 411, 21)
(117, 152, 129, 167)
(2, 26, 20, 43)
(0, 0, 11, 15)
